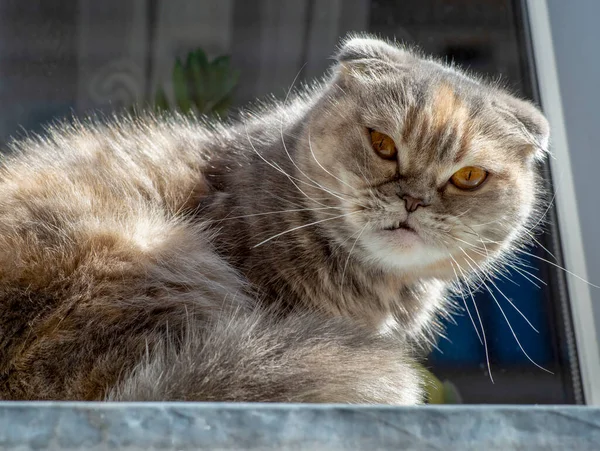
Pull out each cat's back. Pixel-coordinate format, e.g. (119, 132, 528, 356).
(0, 115, 242, 400)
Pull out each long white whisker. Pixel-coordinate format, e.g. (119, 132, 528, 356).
(468, 217, 507, 228)
(212, 206, 343, 223)
(277, 67, 368, 209)
(493, 218, 558, 263)
(452, 256, 494, 383)
(450, 227, 546, 290)
(270, 160, 337, 208)
(244, 118, 356, 208)
(253, 211, 359, 248)
(340, 222, 369, 295)
(459, 247, 552, 374)
(508, 262, 547, 288)
(462, 247, 539, 333)
(449, 260, 483, 345)
(244, 122, 328, 207)
(518, 249, 600, 289)
(455, 207, 474, 218)
(327, 226, 364, 262)
(421, 333, 444, 354)
(307, 127, 359, 192)
(245, 122, 361, 209)
(528, 189, 557, 235)
(256, 188, 326, 208)
(519, 227, 558, 262)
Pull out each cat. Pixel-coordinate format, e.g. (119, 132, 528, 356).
(0, 35, 549, 404)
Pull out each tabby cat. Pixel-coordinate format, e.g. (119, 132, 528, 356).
(0, 35, 549, 404)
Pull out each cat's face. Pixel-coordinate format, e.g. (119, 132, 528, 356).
(300, 37, 549, 280)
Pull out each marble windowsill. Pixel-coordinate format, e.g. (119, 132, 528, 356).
(0, 402, 598, 450)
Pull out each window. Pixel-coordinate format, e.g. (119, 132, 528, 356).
(0, 0, 587, 404)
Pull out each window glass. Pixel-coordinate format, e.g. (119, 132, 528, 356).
(0, 0, 580, 403)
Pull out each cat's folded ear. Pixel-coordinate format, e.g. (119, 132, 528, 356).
(501, 95, 550, 162)
(333, 34, 414, 82)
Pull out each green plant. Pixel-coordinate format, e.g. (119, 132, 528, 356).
(416, 363, 463, 404)
(152, 48, 240, 117)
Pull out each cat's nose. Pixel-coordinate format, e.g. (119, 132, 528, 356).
(402, 195, 427, 213)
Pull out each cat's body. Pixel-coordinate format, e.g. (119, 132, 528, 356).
(0, 36, 549, 403)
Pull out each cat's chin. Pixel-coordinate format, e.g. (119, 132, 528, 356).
(378, 223, 422, 247)
(361, 227, 449, 272)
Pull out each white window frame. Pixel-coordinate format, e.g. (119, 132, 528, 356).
(527, 0, 600, 405)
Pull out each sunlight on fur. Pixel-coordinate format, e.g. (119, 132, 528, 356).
(0, 34, 558, 404)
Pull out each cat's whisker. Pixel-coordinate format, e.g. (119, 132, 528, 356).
(500, 219, 559, 263)
(512, 266, 544, 288)
(513, 257, 541, 272)
(278, 68, 369, 210)
(243, 122, 331, 208)
(469, 219, 503, 228)
(464, 245, 547, 288)
(252, 211, 360, 248)
(449, 235, 488, 255)
(473, 235, 526, 289)
(326, 226, 365, 263)
(208, 206, 344, 223)
(271, 150, 368, 209)
(307, 127, 359, 193)
(335, 113, 377, 195)
(518, 249, 600, 289)
(328, 105, 378, 188)
(444, 230, 545, 332)
(459, 228, 479, 238)
(527, 189, 557, 236)
(449, 255, 493, 383)
(421, 333, 444, 354)
(244, 118, 361, 209)
(278, 128, 356, 205)
(450, 232, 544, 290)
(258, 188, 332, 208)
(340, 222, 369, 296)
(472, 230, 599, 289)
(458, 247, 553, 375)
(472, 231, 491, 260)
(437, 328, 452, 343)
(449, 259, 483, 345)
(270, 160, 342, 208)
(465, 247, 539, 333)
(445, 311, 459, 328)
(455, 207, 474, 218)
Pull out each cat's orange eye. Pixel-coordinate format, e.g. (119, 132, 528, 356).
(368, 129, 397, 160)
(450, 166, 488, 190)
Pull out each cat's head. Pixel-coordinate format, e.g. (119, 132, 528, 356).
(298, 35, 549, 281)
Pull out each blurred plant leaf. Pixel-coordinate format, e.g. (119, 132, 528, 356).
(415, 363, 463, 404)
(145, 48, 239, 118)
(187, 49, 209, 111)
(153, 87, 169, 112)
(172, 58, 192, 113)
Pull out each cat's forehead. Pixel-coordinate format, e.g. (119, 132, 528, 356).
(331, 37, 549, 164)
(358, 76, 488, 168)
(403, 81, 481, 161)
(351, 59, 489, 131)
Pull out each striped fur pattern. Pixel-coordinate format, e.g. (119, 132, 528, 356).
(0, 35, 548, 403)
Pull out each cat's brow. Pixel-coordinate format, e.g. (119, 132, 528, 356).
(401, 83, 475, 164)
(431, 84, 473, 162)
